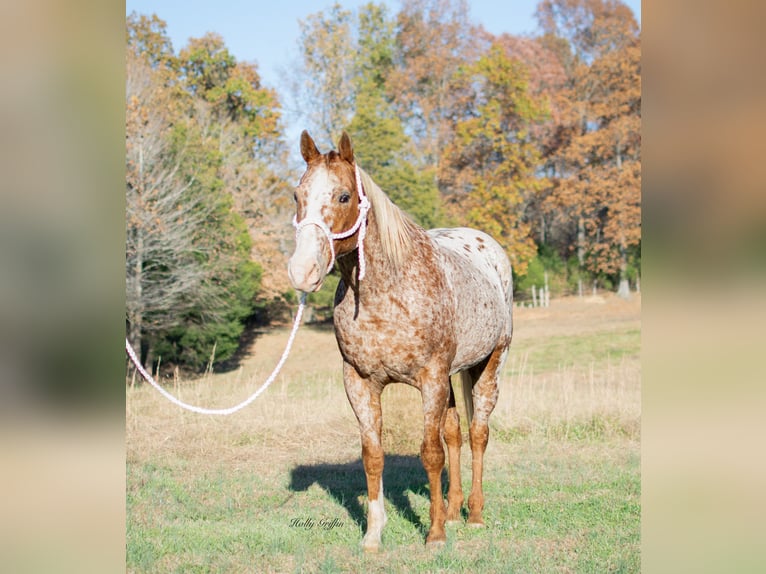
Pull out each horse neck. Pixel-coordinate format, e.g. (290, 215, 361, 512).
(336, 205, 420, 295)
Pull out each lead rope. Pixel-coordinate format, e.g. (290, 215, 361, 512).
(125, 293, 307, 415)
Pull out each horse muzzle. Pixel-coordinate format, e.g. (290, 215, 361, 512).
(287, 255, 325, 293)
(288, 226, 331, 292)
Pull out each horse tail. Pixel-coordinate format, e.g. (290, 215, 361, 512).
(458, 370, 475, 427)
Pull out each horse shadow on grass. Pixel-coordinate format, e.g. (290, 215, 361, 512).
(289, 454, 446, 537)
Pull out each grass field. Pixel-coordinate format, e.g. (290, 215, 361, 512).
(127, 293, 640, 573)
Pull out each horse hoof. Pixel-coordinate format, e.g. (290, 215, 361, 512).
(467, 519, 485, 528)
(445, 508, 462, 524)
(362, 532, 382, 554)
(425, 528, 447, 549)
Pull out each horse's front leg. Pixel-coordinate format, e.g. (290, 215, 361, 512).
(444, 383, 464, 523)
(419, 364, 450, 548)
(343, 362, 386, 553)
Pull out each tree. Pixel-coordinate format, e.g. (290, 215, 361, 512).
(152, 111, 262, 368)
(289, 3, 356, 145)
(288, 3, 444, 228)
(388, 0, 486, 179)
(346, 2, 444, 228)
(580, 31, 641, 295)
(126, 48, 218, 364)
(441, 42, 548, 274)
(534, 0, 641, 295)
(177, 33, 292, 299)
(536, 0, 638, 66)
(495, 33, 569, 249)
(126, 16, 272, 371)
(126, 12, 175, 71)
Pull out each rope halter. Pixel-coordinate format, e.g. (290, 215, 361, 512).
(292, 163, 371, 280)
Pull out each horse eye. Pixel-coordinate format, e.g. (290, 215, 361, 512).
(293, 191, 298, 203)
(339, 192, 351, 204)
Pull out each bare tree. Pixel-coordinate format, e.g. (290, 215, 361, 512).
(125, 52, 219, 361)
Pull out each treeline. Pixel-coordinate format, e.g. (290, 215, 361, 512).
(126, 0, 640, 371)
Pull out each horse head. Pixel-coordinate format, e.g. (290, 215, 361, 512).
(288, 130, 368, 292)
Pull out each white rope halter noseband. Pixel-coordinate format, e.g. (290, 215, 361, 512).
(292, 163, 371, 280)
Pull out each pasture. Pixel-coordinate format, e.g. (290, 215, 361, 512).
(126, 293, 640, 573)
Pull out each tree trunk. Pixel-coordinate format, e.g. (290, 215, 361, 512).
(577, 216, 585, 267)
(615, 150, 631, 300)
(128, 227, 144, 364)
(128, 140, 145, 365)
(617, 276, 630, 299)
(616, 242, 631, 300)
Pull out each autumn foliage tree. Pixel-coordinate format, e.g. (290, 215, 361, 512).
(177, 32, 293, 299)
(389, 0, 486, 176)
(126, 47, 212, 365)
(535, 0, 641, 295)
(292, 2, 443, 228)
(290, 3, 356, 145)
(442, 43, 549, 274)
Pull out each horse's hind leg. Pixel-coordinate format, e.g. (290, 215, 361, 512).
(444, 383, 464, 523)
(343, 362, 386, 553)
(467, 343, 507, 526)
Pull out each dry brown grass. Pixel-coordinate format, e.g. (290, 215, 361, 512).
(126, 325, 356, 474)
(127, 292, 640, 470)
(496, 353, 640, 439)
(495, 294, 641, 439)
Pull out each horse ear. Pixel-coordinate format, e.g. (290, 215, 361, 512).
(300, 130, 320, 163)
(338, 131, 354, 164)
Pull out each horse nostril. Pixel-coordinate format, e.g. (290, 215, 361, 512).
(288, 256, 324, 292)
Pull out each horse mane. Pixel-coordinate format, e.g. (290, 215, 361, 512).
(356, 166, 420, 269)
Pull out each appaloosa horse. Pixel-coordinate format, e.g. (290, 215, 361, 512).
(288, 131, 513, 551)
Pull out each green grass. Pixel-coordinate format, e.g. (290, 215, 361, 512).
(127, 436, 639, 573)
(507, 329, 640, 375)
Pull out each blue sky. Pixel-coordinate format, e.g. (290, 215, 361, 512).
(126, 0, 641, 91)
